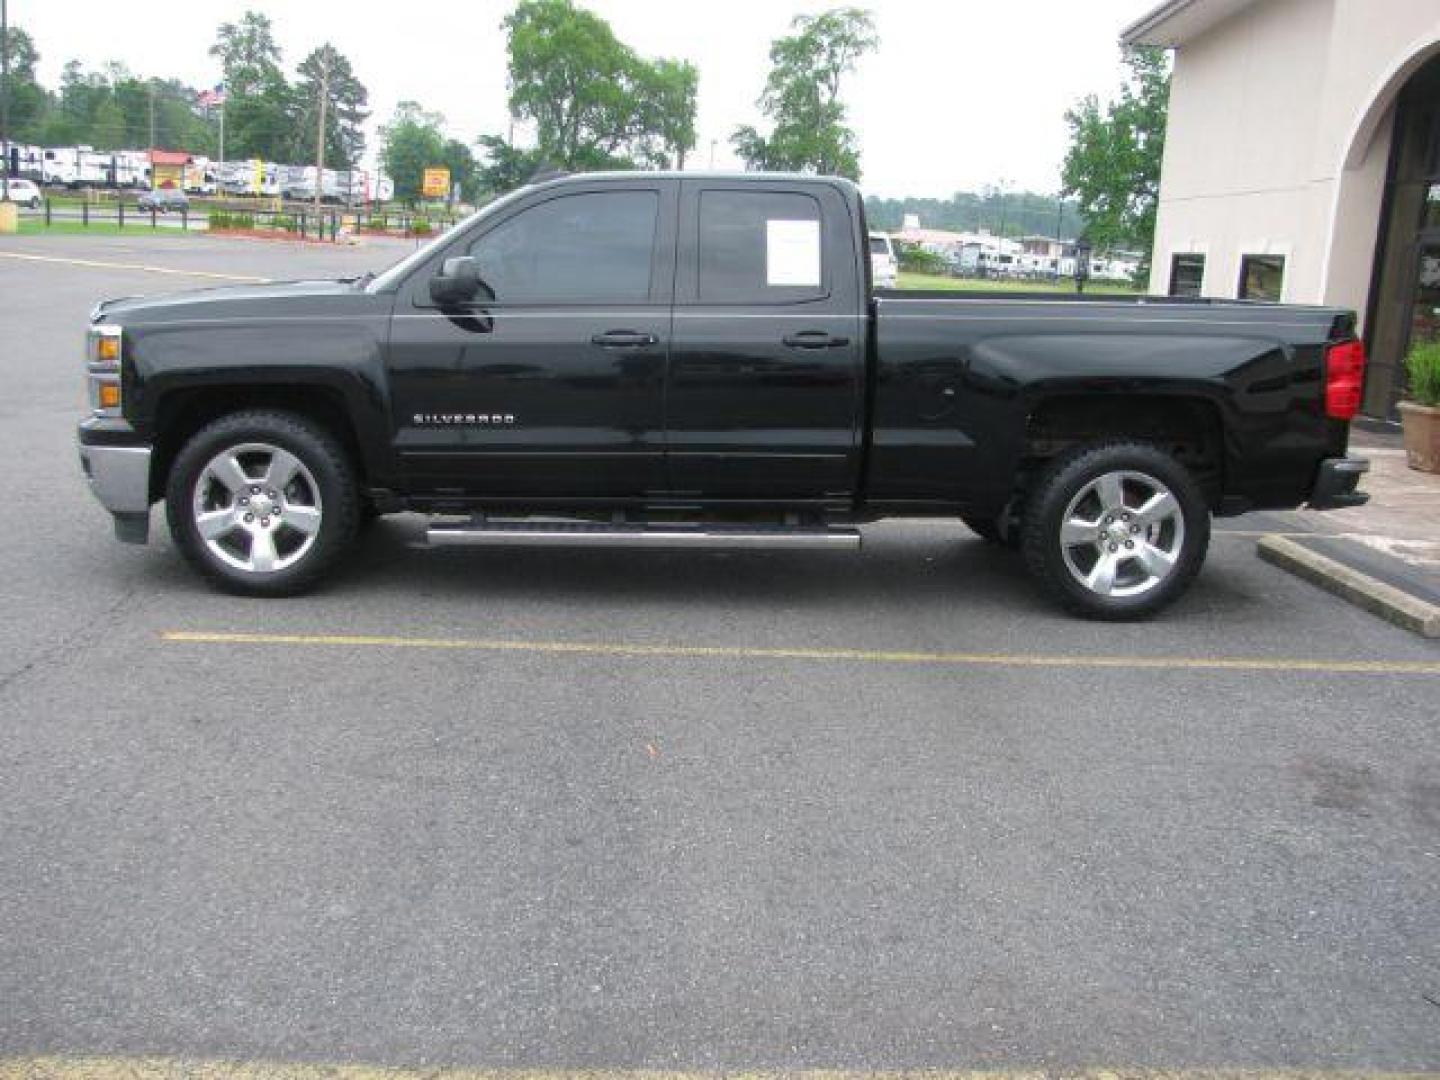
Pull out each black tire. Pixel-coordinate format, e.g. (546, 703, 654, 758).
(165, 410, 360, 596)
(1021, 441, 1210, 620)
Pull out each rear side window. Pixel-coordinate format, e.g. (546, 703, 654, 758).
(468, 190, 658, 304)
(698, 190, 825, 303)
(869, 236, 890, 255)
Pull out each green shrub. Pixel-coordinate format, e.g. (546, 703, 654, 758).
(897, 243, 949, 276)
(1406, 339, 1440, 408)
(271, 214, 297, 233)
(411, 217, 432, 236)
(209, 211, 255, 231)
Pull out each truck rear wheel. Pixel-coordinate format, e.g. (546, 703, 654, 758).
(1021, 442, 1209, 619)
(165, 410, 360, 596)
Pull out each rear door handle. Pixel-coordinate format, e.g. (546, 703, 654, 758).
(782, 330, 850, 349)
(591, 330, 658, 348)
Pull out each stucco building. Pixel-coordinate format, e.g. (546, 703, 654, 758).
(1124, 0, 1440, 416)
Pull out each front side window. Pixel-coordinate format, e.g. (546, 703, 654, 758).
(698, 190, 825, 304)
(1239, 254, 1285, 301)
(468, 190, 658, 304)
(1169, 253, 1205, 297)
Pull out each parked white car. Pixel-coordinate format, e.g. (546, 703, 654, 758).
(2, 178, 43, 209)
(869, 232, 898, 287)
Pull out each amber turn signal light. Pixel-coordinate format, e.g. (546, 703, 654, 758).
(98, 383, 122, 410)
(96, 335, 120, 363)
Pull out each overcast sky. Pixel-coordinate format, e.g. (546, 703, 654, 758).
(12, 0, 1160, 197)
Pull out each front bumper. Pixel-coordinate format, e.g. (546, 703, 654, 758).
(1307, 456, 1369, 511)
(78, 419, 153, 543)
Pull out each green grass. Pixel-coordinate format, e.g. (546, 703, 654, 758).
(896, 271, 1142, 295)
(15, 219, 201, 236)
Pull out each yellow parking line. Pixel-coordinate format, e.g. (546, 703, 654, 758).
(160, 630, 1440, 676)
(3, 1062, 1437, 1080)
(0, 250, 267, 282)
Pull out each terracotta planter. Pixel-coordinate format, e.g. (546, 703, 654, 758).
(1399, 401, 1440, 473)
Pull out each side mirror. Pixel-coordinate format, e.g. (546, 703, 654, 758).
(429, 256, 482, 305)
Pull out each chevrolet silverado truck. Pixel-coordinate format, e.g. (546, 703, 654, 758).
(77, 171, 1371, 618)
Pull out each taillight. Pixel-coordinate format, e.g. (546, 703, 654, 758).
(1325, 339, 1366, 421)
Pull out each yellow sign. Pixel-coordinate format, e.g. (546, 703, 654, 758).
(422, 167, 451, 199)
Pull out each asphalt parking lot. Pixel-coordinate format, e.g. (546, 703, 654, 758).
(1, 234, 1437, 1071)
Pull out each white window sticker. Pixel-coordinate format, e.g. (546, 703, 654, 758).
(766, 219, 821, 287)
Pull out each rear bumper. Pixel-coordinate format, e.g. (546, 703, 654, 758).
(1307, 456, 1369, 511)
(78, 419, 153, 543)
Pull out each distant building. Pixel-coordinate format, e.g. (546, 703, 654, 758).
(149, 150, 191, 191)
(1021, 236, 1068, 258)
(895, 224, 1021, 256)
(1125, 0, 1440, 417)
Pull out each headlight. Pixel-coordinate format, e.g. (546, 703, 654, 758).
(85, 324, 124, 416)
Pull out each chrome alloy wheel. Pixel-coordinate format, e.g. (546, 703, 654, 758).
(1058, 470, 1185, 599)
(191, 442, 323, 574)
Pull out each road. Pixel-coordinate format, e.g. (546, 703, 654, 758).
(1, 234, 1437, 1072)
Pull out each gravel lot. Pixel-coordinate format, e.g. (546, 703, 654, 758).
(1, 233, 1437, 1070)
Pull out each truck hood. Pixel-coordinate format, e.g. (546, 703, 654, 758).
(91, 278, 372, 323)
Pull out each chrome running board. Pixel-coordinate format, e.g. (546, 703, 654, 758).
(426, 519, 861, 550)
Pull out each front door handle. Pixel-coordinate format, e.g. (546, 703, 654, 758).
(782, 330, 851, 349)
(591, 330, 658, 348)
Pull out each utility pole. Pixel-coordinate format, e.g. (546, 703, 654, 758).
(1, 0, 11, 205)
(313, 48, 330, 220)
(148, 81, 156, 150)
(1054, 192, 1064, 282)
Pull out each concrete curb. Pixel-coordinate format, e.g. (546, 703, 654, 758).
(1258, 535, 1440, 638)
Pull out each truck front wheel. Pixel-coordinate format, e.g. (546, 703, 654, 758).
(1021, 442, 1210, 619)
(165, 410, 360, 596)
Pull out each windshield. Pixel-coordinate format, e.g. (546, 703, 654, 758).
(366, 186, 533, 294)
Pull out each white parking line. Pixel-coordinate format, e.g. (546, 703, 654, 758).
(0, 251, 267, 282)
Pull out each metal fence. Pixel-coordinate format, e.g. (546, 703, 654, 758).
(15, 196, 460, 242)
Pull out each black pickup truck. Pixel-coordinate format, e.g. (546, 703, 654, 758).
(78, 171, 1370, 618)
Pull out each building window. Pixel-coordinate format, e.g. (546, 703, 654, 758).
(1239, 254, 1285, 301)
(1169, 253, 1205, 297)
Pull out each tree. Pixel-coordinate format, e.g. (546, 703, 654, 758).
(1, 26, 48, 142)
(864, 191, 1083, 240)
(475, 133, 547, 195)
(378, 101, 447, 203)
(210, 11, 282, 98)
(731, 8, 877, 181)
(440, 139, 481, 203)
(1061, 46, 1171, 258)
(294, 44, 369, 168)
(631, 58, 698, 168)
(497, 0, 697, 173)
(209, 11, 292, 160)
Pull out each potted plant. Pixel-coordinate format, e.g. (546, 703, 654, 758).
(1400, 338, 1440, 473)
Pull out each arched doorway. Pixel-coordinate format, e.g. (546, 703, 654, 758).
(1363, 49, 1440, 417)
